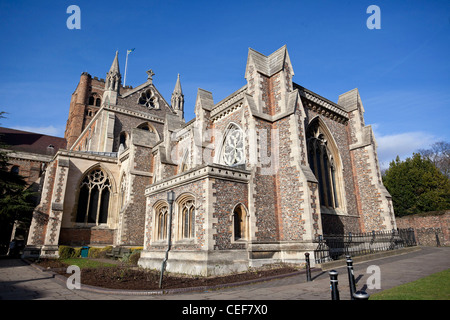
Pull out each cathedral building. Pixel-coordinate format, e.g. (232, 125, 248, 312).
(23, 46, 396, 275)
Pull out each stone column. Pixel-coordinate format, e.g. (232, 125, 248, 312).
(41, 157, 70, 257)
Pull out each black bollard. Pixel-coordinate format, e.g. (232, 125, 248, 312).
(346, 255, 356, 300)
(353, 291, 370, 300)
(435, 232, 441, 247)
(305, 253, 312, 282)
(329, 270, 340, 300)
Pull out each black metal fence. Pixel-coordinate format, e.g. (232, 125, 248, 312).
(314, 228, 417, 264)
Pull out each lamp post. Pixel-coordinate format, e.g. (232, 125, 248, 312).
(159, 190, 175, 289)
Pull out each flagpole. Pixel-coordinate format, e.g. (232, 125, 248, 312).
(123, 51, 129, 87)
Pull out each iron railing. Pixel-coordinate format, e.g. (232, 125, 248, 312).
(314, 228, 416, 263)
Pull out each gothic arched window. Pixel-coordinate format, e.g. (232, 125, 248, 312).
(177, 196, 195, 239)
(154, 202, 169, 240)
(76, 168, 111, 225)
(119, 132, 128, 149)
(233, 204, 248, 241)
(306, 119, 341, 209)
(220, 123, 244, 167)
(137, 122, 154, 132)
(10, 165, 19, 175)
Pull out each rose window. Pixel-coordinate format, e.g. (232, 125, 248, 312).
(221, 125, 244, 166)
(138, 89, 158, 109)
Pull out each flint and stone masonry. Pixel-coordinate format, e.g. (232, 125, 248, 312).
(23, 45, 396, 275)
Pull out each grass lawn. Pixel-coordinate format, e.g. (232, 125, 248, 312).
(370, 269, 450, 300)
(60, 258, 118, 269)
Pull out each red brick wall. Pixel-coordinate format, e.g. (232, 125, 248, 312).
(6, 159, 43, 185)
(59, 228, 115, 246)
(396, 211, 449, 246)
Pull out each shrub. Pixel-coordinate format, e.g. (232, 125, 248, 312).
(88, 246, 112, 258)
(58, 245, 75, 259)
(128, 250, 141, 265)
(119, 249, 141, 265)
(73, 247, 82, 258)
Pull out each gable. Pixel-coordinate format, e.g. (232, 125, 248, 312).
(117, 83, 175, 117)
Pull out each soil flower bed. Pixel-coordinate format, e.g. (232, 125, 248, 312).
(33, 258, 303, 291)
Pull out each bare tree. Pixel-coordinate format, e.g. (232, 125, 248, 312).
(417, 141, 450, 178)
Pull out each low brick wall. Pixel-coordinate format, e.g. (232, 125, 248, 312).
(59, 228, 115, 246)
(396, 211, 449, 246)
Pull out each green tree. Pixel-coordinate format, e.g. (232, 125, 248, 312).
(383, 153, 450, 217)
(0, 112, 36, 253)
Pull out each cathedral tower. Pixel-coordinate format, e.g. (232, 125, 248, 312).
(64, 72, 91, 149)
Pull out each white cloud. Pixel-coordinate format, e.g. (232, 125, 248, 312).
(373, 128, 436, 169)
(12, 125, 64, 137)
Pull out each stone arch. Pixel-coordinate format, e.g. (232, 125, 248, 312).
(74, 165, 115, 226)
(231, 203, 249, 241)
(175, 193, 196, 240)
(306, 116, 347, 213)
(136, 121, 160, 140)
(119, 131, 128, 149)
(153, 200, 169, 241)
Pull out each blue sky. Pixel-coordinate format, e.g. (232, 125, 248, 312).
(0, 0, 449, 168)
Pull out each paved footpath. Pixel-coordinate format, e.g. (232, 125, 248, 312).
(0, 247, 449, 301)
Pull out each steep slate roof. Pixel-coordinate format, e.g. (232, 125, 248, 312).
(0, 127, 67, 155)
(246, 45, 293, 77)
(195, 88, 214, 112)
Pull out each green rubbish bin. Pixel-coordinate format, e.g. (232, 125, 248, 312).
(81, 246, 90, 258)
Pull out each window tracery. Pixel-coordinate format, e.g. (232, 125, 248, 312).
(220, 124, 244, 166)
(138, 89, 159, 109)
(180, 198, 195, 239)
(156, 205, 169, 240)
(76, 168, 111, 225)
(306, 119, 340, 209)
